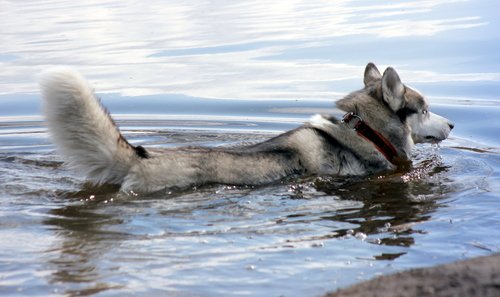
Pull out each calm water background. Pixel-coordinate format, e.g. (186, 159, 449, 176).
(1, 1, 500, 296)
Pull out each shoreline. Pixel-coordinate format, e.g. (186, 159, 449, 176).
(325, 253, 500, 297)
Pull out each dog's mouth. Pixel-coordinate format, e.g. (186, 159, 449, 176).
(424, 135, 446, 143)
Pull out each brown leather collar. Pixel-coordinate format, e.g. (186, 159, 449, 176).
(342, 112, 399, 165)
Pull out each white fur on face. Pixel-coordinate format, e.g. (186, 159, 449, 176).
(407, 110, 453, 144)
(403, 88, 453, 144)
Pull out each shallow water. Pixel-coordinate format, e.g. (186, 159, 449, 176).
(1, 1, 500, 296)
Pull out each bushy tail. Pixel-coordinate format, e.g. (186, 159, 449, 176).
(39, 68, 143, 185)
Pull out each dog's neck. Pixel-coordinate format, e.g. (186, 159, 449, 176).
(342, 112, 406, 167)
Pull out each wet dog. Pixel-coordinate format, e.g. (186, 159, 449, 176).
(40, 63, 453, 193)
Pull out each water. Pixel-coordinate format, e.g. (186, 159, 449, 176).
(1, 1, 500, 296)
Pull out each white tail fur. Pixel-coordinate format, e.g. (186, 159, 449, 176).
(39, 68, 139, 185)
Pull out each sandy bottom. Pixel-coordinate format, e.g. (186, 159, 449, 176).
(326, 254, 500, 297)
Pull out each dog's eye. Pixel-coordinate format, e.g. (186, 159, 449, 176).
(422, 109, 428, 115)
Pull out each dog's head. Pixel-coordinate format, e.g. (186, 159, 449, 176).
(338, 63, 454, 145)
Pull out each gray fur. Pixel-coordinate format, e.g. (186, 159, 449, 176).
(40, 63, 454, 193)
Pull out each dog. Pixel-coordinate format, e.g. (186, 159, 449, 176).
(40, 63, 454, 193)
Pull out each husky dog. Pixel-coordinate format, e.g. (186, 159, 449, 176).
(40, 63, 453, 193)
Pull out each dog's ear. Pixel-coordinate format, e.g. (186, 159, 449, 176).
(382, 67, 405, 111)
(364, 62, 382, 86)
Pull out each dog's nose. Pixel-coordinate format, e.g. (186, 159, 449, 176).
(448, 122, 454, 130)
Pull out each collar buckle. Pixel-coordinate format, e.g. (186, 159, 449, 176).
(342, 112, 362, 130)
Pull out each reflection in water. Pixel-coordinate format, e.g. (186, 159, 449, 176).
(44, 186, 125, 296)
(312, 154, 452, 259)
